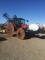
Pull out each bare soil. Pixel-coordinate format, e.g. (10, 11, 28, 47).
(0, 34, 45, 60)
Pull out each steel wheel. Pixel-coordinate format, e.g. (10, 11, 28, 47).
(6, 23, 14, 36)
(17, 28, 25, 40)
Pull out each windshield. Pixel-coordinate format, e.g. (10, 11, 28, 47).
(12, 19, 18, 24)
(21, 19, 25, 24)
(12, 18, 25, 24)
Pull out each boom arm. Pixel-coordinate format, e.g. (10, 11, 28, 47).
(3, 13, 11, 22)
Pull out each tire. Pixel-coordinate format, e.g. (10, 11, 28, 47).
(6, 23, 14, 36)
(17, 28, 25, 40)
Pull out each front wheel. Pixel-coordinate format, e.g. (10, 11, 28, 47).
(16, 28, 25, 40)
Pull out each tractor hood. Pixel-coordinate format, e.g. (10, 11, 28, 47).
(21, 24, 28, 29)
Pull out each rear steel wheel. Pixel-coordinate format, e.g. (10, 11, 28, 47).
(17, 28, 25, 40)
(6, 23, 14, 36)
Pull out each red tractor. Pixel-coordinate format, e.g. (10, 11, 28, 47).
(3, 13, 29, 40)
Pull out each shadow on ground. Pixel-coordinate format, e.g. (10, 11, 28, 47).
(34, 35, 45, 39)
(25, 34, 45, 40)
(12, 34, 17, 37)
(12, 34, 45, 40)
(0, 37, 7, 42)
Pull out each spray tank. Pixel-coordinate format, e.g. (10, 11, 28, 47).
(29, 24, 39, 31)
(28, 24, 44, 32)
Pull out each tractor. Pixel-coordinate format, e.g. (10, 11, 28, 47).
(3, 13, 29, 40)
(3, 13, 45, 40)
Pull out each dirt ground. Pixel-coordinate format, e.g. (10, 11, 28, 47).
(0, 34, 45, 60)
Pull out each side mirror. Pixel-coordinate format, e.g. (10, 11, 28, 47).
(27, 20, 29, 22)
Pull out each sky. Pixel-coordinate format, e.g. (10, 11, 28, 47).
(0, 0, 45, 25)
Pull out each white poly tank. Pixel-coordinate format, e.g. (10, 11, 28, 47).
(43, 24, 45, 27)
(38, 24, 44, 30)
(29, 24, 39, 31)
(43, 24, 45, 30)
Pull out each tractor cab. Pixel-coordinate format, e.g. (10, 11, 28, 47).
(12, 17, 25, 29)
(13, 15, 25, 24)
(13, 18, 25, 24)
